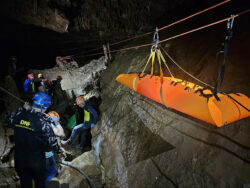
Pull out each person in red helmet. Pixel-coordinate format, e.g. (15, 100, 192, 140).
(24, 73, 35, 93)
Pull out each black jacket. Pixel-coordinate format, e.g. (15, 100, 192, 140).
(8, 107, 61, 168)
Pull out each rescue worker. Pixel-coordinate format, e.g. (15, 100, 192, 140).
(23, 73, 35, 93)
(38, 73, 45, 86)
(50, 76, 64, 105)
(37, 73, 51, 94)
(61, 96, 98, 150)
(46, 111, 65, 187)
(6, 92, 62, 188)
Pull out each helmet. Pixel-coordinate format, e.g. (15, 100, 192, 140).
(27, 73, 34, 79)
(75, 96, 85, 105)
(38, 73, 43, 78)
(48, 111, 60, 121)
(32, 92, 51, 110)
(62, 59, 67, 64)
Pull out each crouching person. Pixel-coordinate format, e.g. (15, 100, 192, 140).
(46, 111, 65, 187)
(6, 92, 63, 188)
(61, 96, 98, 150)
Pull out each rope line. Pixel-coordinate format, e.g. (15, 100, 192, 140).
(57, 161, 97, 188)
(71, 0, 230, 56)
(0, 86, 25, 103)
(75, 9, 250, 58)
(160, 46, 214, 88)
(158, 0, 230, 31)
(158, 15, 236, 44)
(158, 49, 174, 78)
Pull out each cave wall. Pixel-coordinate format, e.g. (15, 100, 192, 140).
(88, 15, 250, 187)
(1, 0, 221, 36)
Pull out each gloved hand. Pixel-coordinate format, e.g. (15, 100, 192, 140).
(23, 102, 31, 110)
(91, 123, 95, 128)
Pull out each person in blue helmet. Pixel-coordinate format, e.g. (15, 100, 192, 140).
(6, 92, 63, 188)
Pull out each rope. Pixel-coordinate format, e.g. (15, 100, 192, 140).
(56, 161, 97, 188)
(0, 86, 25, 103)
(213, 15, 235, 94)
(160, 46, 214, 88)
(158, 15, 236, 44)
(158, 49, 174, 78)
(224, 93, 250, 112)
(71, 0, 230, 56)
(158, 0, 230, 31)
(75, 9, 250, 58)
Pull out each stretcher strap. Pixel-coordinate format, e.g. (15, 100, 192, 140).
(156, 49, 163, 79)
(160, 46, 213, 88)
(158, 49, 174, 78)
(132, 77, 137, 91)
(151, 51, 156, 75)
(160, 84, 168, 108)
(142, 51, 154, 74)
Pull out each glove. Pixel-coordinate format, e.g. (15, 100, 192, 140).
(91, 123, 95, 128)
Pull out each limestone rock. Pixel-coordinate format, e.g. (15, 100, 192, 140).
(31, 56, 106, 99)
(58, 151, 102, 188)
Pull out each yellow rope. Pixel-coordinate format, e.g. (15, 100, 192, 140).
(158, 49, 174, 78)
(150, 51, 156, 75)
(160, 46, 213, 88)
(142, 52, 153, 74)
(139, 54, 150, 70)
(156, 49, 163, 78)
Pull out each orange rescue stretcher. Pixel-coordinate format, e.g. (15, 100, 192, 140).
(116, 73, 250, 127)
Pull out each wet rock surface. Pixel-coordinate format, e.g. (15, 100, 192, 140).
(0, 2, 249, 187)
(31, 56, 106, 99)
(87, 22, 250, 187)
(58, 151, 102, 188)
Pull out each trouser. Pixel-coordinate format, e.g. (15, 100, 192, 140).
(80, 130, 90, 148)
(16, 164, 45, 188)
(67, 123, 91, 147)
(45, 155, 57, 187)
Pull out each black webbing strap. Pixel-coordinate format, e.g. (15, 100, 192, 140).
(213, 15, 234, 96)
(194, 87, 216, 102)
(223, 93, 250, 112)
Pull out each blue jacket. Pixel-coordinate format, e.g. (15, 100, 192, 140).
(85, 101, 98, 125)
(23, 79, 34, 92)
